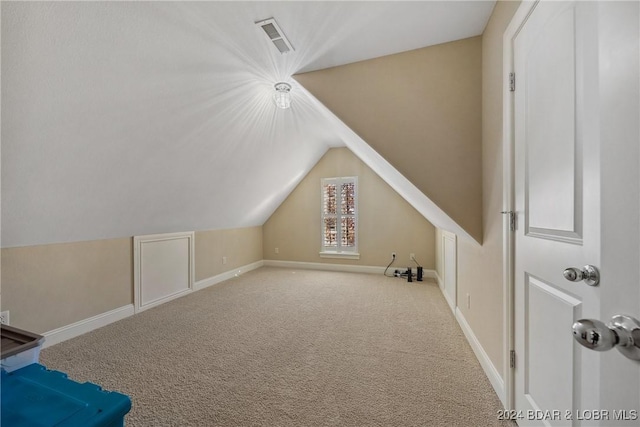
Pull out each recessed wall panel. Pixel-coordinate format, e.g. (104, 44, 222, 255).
(134, 232, 194, 312)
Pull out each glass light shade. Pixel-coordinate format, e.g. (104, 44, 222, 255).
(273, 82, 291, 109)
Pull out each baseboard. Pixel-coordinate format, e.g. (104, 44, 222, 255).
(264, 259, 437, 279)
(43, 304, 135, 348)
(455, 307, 505, 404)
(434, 271, 457, 314)
(442, 290, 456, 314)
(43, 261, 265, 348)
(40, 261, 440, 348)
(194, 260, 264, 291)
(264, 259, 385, 274)
(435, 271, 443, 290)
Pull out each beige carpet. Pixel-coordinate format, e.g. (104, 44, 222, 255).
(41, 267, 513, 426)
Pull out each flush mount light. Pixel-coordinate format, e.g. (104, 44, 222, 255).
(273, 82, 292, 109)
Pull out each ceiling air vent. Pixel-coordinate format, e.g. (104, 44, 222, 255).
(255, 18, 295, 54)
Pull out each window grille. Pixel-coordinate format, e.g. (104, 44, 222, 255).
(321, 177, 357, 253)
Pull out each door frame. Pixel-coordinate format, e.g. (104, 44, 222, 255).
(501, 0, 540, 412)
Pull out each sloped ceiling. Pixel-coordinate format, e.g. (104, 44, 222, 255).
(1, 1, 495, 248)
(295, 37, 484, 243)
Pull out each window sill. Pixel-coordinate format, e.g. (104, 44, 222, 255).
(319, 251, 360, 260)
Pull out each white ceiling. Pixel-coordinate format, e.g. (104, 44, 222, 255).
(1, 1, 495, 247)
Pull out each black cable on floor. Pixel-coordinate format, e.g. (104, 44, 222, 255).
(384, 255, 396, 277)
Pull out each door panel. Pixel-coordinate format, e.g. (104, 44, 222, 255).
(524, 4, 580, 240)
(514, 2, 599, 425)
(525, 275, 581, 417)
(511, 1, 640, 426)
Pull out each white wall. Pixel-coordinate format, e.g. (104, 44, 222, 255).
(1, 2, 334, 247)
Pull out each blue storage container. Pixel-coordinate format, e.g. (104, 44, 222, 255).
(1, 363, 131, 427)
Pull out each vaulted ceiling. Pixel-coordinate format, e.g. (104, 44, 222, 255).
(1, 1, 495, 248)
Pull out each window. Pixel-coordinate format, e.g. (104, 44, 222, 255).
(320, 177, 358, 258)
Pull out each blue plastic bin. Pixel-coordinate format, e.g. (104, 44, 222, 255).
(1, 363, 131, 427)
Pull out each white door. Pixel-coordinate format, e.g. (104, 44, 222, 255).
(511, 1, 639, 426)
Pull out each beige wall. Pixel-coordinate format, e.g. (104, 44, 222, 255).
(264, 147, 435, 269)
(296, 1, 520, 378)
(1, 226, 264, 334)
(454, 0, 521, 375)
(195, 226, 263, 281)
(295, 37, 483, 243)
(1, 238, 133, 334)
(1, 3, 519, 375)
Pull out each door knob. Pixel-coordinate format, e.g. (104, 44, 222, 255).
(572, 318, 617, 351)
(572, 315, 640, 360)
(563, 265, 600, 286)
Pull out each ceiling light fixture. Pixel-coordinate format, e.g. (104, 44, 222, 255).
(273, 82, 292, 109)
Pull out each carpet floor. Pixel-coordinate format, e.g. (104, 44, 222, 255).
(40, 267, 513, 426)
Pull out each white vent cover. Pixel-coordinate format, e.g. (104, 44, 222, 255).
(255, 18, 295, 54)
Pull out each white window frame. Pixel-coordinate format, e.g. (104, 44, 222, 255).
(320, 176, 359, 259)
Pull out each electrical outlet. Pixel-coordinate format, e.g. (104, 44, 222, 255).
(222, 256, 227, 265)
(0, 311, 9, 325)
(391, 252, 396, 259)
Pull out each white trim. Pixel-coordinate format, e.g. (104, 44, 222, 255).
(455, 307, 506, 405)
(135, 288, 192, 313)
(320, 176, 359, 254)
(266, 260, 384, 274)
(194, 260, 264, 291)
(39, 261, 436, 347)
(297, 82, 480, 246)
(43, 304, 135, 348)
(435, 270, 444, 290)
(133, 231, 195, 314)
(40, 260, 265, 348)
(435, 269, 457, 315)
(441, 285, 456, 316)
(319, 252, 360, 260)
(440, 230, 457, 315)
(265, 259, 437, 279)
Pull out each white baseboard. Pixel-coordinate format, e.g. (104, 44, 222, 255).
(434, 271, 457, 314)
(435, 271, 443, 290)
(442, 290, 456, 314)
(136, 288, 194, 314)
(455, 307, 505, 404)
(194, 260, 264, 291)
(40, 260, 504, 409)
(43, 260, 265, 348)
(43, 304, 135, 348)
(264, 259, 437, 279)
